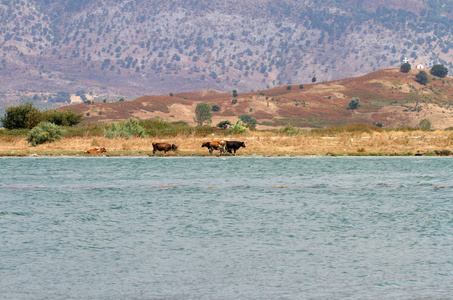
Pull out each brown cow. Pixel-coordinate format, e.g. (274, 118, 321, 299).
(201, 140, 226, 155)
(86, 147, 107, 154)
(152, 142, 178, 155)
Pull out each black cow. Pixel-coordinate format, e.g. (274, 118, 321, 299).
(225, 141, 246, 155)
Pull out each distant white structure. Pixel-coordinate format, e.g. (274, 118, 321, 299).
(403, 57, 409, 63)
(416, 64, 424, 69)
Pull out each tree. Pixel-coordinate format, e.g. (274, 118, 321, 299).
(419, 118, 431, 130)
(415, 71, 429, 85)
(312, 76, 317, 83)
(347, 97, 361, 110)
(232, 90, 239, 98)
(211, 104, 221, 112)
(400, 62, 411, 73)
(239, 114, 257, 128)
(1, 103, 42, 129)
(430, 64, 448, 78)
(217, 120, 232, 129)
(194, 102, 212, 126)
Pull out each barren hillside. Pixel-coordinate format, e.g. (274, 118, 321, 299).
(61, 68, 453, 129)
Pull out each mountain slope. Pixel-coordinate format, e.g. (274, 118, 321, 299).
(1, 0, 453, 109)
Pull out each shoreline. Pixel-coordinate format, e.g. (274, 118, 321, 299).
(1, 129, 453, 157)
(0, 150, 443, 157)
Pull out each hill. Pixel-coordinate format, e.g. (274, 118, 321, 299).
(61, 68, 453, 129)
(1, 0, 453, 110)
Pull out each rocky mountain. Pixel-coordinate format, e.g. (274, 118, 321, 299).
(1, 0, 453, 111)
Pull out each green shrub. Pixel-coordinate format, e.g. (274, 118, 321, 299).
(27, 122, 64, 146)
(43, 110, 83, 126)
(280, 124, 300, 135)
(1, 103, 42, 129)
(211, 104, 221, 112)
(230, 120, 247, 134)
(217, 120, 232, 128)
(419, 118, 432, 130)
(104, 118, 148, 139)
(239, 114, 257, 128)
(347, 97, 361, 110)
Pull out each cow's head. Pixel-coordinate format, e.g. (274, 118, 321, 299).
(240, 142, 246, 148)
(100, 147, 107, 152)
(171, 144, 178, 150)
(201, 142, 209, 148)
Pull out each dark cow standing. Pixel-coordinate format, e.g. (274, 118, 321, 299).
(152, 142, 178, 155)
(225, 141, 246, 155)
(201, 140, 226, 155)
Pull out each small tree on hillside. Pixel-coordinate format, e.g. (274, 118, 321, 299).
(419, 118, 432, 130)
(347, 97, 361, 110)
(400, 62, 411, 73)
(232, 90, 239, 98)
(194, 102, 212, 126)
(416, 71, 429, 85)
(239, 114, 257, 128)
(430, 64, 448, 78)
(312, 76, 317, 83)
(211, 104, 221, 112)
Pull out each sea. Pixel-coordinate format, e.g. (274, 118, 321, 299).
(1, 157, 452, 299)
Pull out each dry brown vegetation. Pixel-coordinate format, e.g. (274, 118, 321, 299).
(2, 129, 453, 156)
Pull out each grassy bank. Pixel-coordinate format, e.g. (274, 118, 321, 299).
(1, 124, 453, 156)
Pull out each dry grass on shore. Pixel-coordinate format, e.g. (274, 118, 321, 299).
(1, 130, 453, 156)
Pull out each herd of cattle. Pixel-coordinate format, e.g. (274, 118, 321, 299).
(85, 140, 245, 156)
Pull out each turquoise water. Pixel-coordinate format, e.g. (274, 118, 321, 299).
(1, 157, 452, 299)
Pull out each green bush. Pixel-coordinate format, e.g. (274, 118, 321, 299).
(419, 118, 432, 130)
(400, 63, 411, 73)
(415, 71, 429, 85)
(230, 120, 247, 134)
(280, 124, 300, 135)
(217, 120, 232, 128)
(1, 103, 42, 129)
(44, 110, 83, 126)
(104, 118, 148, 139)
(430, 64, 448, 78)
(239, 114, 257, 128)
(347, 97, 361, 110)
(211, 104, 221, 112)
(27, 122, 64, 146)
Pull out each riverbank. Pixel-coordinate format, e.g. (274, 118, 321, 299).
(1, 129, 453, 156)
